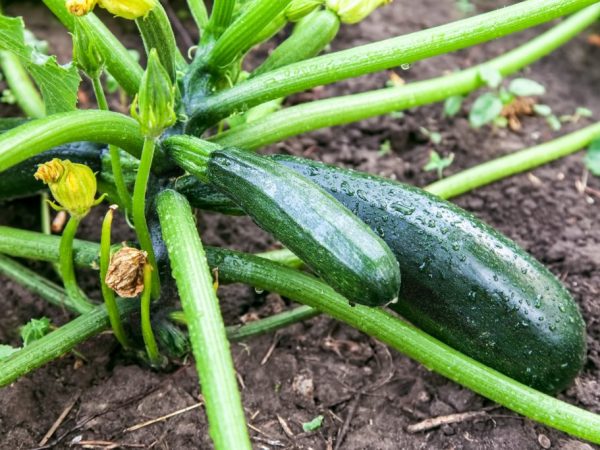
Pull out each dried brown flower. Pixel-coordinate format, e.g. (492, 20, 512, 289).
(501, 97, 536, 131)
(105, 246, 148, 298)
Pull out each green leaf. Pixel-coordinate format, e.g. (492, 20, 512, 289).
(444, 95, 463, 117)
(424, 150, 454, 179)
(469, 93, 503, 128)
(508, 78, 545, 97)
(575, 107, 593, 118)
(533, 104, 552, 117)
(479, 66, 502, 89)
(0, 14, 80, 114)
(302, 415, 324, 432)
(378, 139, 392, 156)
(584, 139, 600, 176)
(545, 115, 561, 131)
(0, 344, 19, 360)
(20, 317, 51, 346)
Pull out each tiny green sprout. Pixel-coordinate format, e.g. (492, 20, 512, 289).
(378, 139, 392, 156)
(575, 107, 593, 118)
(1, 89, 16, 105)
(420, 127, 442, 145)
(469, 92, 503, 128)
(302, 415, 324, 432)
(546, 114, 562, 131)
(131, 49, 176, 138)
(584, 139, 600, 177)
(456, 0, 475, 14)
(389, 110, 405, 119)
(20, 317, 51, 346)
(508, 78, 546, 97)
(34, 159, 104, 219)
(533, 104, 552, 117)
(326, 0, 393, 24)
(424, 150, 454, 179)
(444, 95, 464, 117)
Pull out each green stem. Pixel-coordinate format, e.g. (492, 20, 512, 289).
(188, 0, 597, 132)
(157, 189, 251, 450)
(204, 0, 291, 70)
(0, 299, 137, 387)
(136, 3, 186, 81)
(132, 138, 161, 299)
(100, 207, 131, 349)
(0, 111, 144, 173)
(59, 216, 94, 314)
(140, 263, 161, 365)
(203, 0, 236, 41)
(0, 51, 45, 119)
(188, 0, 209, 30)
(428, 121, 600, 199)
(91, 76, 133, 215)
(0, 254, 72, 310)
(253, 9, 340, 77)
(213, 3, 600, 149)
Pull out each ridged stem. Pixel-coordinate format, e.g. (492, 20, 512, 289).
(188, 0, 209, 30)
(213, 3, 600, 149)
(203, 0, 235, 42)
(157, 189, 251, 450)
(188, 0, 598, 132)
(0, 51, 45, 119)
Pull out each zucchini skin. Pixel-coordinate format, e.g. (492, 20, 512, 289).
(203, 148, 402, 307)
(273, 155, 586, 394)
(0, 143, 103, 201)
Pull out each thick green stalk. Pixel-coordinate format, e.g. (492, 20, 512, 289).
(157, 189, 251, 450)
(428, 121, 600, 199)
(136, 3, 186, 81)
(253, 9, 340, 77)
(203, 0, 236, 42)
(0, 254, 73, 310)
(91, 77, 133, 215)
(100, 208, 131, 349)
(0, 111, 144, 173)
(0, 51, 45, 119)
(59, 217, 94, 314)
(132, 138, 161, 298)
(188, 0, 597, 132)
(204, 0, 292, 70)
(0, 299, 137, 387)
(188, 0, 209, 30)
(214, 3, 600, 149)
(140, 264, 161, 364)
(42, 0, 143, 95)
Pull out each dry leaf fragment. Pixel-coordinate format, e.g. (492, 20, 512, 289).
(105, 246, 148, 298)
(501, 96, 536, 131)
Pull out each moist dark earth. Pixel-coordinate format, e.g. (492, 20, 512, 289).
(1, 0, 600, 449)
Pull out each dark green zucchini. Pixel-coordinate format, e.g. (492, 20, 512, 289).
(168, 145, 401, 307)
(173, 156, 586, 394)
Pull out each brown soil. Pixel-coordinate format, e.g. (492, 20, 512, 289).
(1, 1, 600, 449)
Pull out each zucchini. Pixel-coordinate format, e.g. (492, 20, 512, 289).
(167, 143, 401, 307)
(172, 157, 586, 394)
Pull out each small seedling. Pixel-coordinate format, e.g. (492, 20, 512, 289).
(584, 139, 600, 176)
(424, 150, 454, 179)
(302, 415, 324, 432)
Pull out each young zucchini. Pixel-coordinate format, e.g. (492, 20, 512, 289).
(166, 141, 401, 307)
(171, 156, 586, 394)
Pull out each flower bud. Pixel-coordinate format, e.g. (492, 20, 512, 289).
(326, 0, 392, 24)
(131, 48, 176, 138)
(105, 246, 148, 297)
(72, 18, 105, 77)
(66, 0, 97, 16)
(98, 0, 156, 20)
(286, 0, 323, 22)
(34, 159, 101, 218)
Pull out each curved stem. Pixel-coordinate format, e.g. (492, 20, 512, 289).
(132, 138, 161, 298)
(204, 0, 291, 71)
(59, 216, 94, 314)
(100, 207, 131, 349)
(140, 263, 161, 365)
(428, 121, 600, 199)
(188, 0, 597, 132)
(157, 189, 251, 450)
(213, 3, 600, 149)
(91, 76, 133, 215)
(0, 111, 144, 173)
(42, 0, 143, 95)
(0, 51, 45, 119)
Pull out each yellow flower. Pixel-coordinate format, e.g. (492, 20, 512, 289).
(98, 0, 156, 20)
(326, 0, 392, 24)
(66, 0, 97, 16)
(34, 159, 103, 218)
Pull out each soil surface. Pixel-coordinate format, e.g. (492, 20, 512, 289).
(1, 0, 600, 449)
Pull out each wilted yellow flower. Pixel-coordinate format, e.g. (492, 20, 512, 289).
(34, 159, 102, 218)
(66, 0, 97, 16)
(98, 0, 156, 20)
(326, 0, 392, 24)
